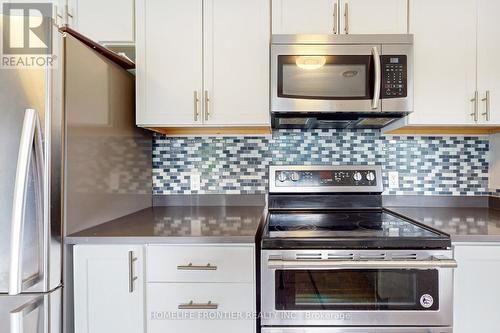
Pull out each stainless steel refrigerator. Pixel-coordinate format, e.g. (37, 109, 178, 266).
(1, 8, 151, 333)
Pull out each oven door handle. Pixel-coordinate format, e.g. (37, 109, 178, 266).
(267, 258, 457, 270)
(371, 46, 381, 110)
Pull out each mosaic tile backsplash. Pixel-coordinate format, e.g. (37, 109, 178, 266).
(152, 129, 490, 196)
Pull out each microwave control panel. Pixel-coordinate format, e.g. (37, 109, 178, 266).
(381, 55, 407, 98)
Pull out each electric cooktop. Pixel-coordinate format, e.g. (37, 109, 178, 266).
(262, 165, 451, 249)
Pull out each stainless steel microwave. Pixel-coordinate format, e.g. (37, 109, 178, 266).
(271, 34, 413, 129)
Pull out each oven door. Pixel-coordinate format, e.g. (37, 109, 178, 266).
(261, 250, 455, 327)
(271, 44, 381, 113)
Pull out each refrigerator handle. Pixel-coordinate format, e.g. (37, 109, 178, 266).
(10, 296, 44, 333)
(9, 109, 44, 295)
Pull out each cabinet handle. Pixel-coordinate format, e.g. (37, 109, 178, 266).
(470, 91, 479, 122)
(178, 301, 218, 310)
(344, 2, 349, 34)
(177, 263, 217, 271)
(481, 90, 490, 121)
(128, 251, 138, 293)
(333, 2, 338, 34)
(204, 90, 210, 121)
(194, 91, 200, 121)
(65, 4, 74, 18)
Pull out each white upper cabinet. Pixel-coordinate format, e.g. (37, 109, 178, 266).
(272, 0, 336, 34)
(272, 0, 408, 35)
(385, 0, 500, 130)
(477, 0, 500, 125)
(203, 0, 270, 126)
(407, 0, 477, 125)
(136, 0, 203, 126)
(72, 0, 135, 43)
(136, 0, 270, 129)
(64, 0, 135, 44)
(340, 0, 407, 34)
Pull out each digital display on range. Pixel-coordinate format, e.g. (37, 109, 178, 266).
(319, 171, 333, 182)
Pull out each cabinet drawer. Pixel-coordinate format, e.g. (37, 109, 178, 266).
(147, 283, 255, 333)
(146, 245, 254, 283)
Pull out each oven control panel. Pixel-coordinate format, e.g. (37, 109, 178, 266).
(270, 166, 383, 193)
(381, 55, 407, 99)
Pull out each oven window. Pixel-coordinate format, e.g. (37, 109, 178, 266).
(275, 269, 439, 310)
(278, 55, 373, 100)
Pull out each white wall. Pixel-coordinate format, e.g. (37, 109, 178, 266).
(490, 134, 500, 190)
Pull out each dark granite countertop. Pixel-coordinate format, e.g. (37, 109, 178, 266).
(65, 206, 265, 245)
(387, 207, 500, 242)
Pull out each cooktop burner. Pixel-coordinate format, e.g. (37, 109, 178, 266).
(263, 165, 452, 249)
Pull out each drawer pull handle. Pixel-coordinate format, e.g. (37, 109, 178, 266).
(177, 263, 217, 271)
(178, 301, 218, 310)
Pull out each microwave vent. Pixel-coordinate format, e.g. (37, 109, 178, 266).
(356, 118, 395, 127)
(279, 118, 309, 126)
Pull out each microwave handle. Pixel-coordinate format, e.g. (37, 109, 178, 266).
(371, 47, 381, 109)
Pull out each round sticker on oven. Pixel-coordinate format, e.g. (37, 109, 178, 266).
(420, 294, 434, 308)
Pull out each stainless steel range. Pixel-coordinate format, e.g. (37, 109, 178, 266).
(261, 165, 456, 333)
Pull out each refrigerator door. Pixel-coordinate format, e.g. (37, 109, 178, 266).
(0, 73, 47, 294)
(8, 109, 45, 295)
(0, 10, 62, 294)
(0, 287, 62, 333)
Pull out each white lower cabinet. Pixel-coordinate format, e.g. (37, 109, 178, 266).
(146, 244, 256, 333)
(73, 243, 256, 333)
(73, 245, 145, 333)
(147, 283, 255, 333)
(453, 243, 500, 333)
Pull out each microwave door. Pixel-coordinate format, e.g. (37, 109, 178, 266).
(271, 44, 382, 113)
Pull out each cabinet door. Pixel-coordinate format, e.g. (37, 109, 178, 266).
(203, 0, 270, 126)
(74, 0, 135, 43)
(408, 0, 477, 125)
(340, 0, 407, 34)
(66, 0, 77, 27)
(74, 245, 144, 333)
(272, 0, 337, 34)
(477, 0, 500, 125)
(136, 0, 203, 126)
(454, 244, 500, 333)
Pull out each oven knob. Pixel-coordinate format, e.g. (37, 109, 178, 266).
(290, 172, 300, 182)
(353, 172, 362, 182)
(366, 171, 376, 181)
(277, 172, 287, 182)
